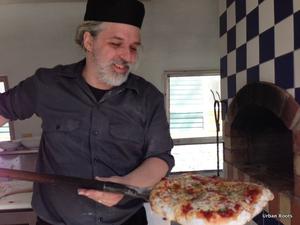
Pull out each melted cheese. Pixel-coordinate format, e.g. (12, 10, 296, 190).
(150, 173, 274, 225)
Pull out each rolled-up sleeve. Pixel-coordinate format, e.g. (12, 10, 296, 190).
(0, 75, 37, 121)
(144, 93, 174, 172)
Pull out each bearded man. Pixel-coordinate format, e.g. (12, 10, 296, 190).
(0, 0, 174, 225)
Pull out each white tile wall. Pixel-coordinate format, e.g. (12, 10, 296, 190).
(294, 49, 300, 88)
(247, 36, 259, 68)
(236, 70, 247, 92)
(227, 2, 236, 31)
(236, 17, 247, 48)
(221, 77, 228, 100)
(294, 0, 300, 12)
(220, 33, 227, 57)
(275, 15, 294, 57)
(259, 0, 275, 33)
(227, 50, 236, 76)
(246, 0, 258, 14)
(259, 59, 275, 83)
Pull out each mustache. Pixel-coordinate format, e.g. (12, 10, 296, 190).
(111, 59, 135, 70)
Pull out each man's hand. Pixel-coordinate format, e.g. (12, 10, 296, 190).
(78, 176, 125, 207)
(78, 157, 169, 207)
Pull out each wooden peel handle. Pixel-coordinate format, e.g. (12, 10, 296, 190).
(0, 168, 58, 184)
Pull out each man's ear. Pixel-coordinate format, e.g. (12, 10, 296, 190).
(83, 31, 93, 52)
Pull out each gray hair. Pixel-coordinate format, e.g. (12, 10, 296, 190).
(75, 21, 104, 50)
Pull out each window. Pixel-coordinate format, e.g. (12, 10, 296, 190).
(0, 76, 14, 141)
(164, 71, 223, 172)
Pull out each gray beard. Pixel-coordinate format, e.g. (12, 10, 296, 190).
(92, 53, 132, 87)
(97, 70, 129, 87)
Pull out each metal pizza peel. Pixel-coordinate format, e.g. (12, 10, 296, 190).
(0, 168, 150, 201)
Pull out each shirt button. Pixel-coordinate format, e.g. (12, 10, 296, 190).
(93, 130, 99, 135)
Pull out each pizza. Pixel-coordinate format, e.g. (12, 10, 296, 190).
(149, 173, 274, 225)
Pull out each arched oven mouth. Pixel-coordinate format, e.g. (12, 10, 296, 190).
(224, 81, 298, 194)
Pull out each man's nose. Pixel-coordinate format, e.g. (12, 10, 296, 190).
(119, 47, 136, 63)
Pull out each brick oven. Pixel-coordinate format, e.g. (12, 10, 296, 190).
(223, 81, 300, 225)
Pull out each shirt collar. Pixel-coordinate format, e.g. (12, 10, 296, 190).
(59, 59, 86, 78)
(119, 74, 140, 94)
(60, 58, 140, 94)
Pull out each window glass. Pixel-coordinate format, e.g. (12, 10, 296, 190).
(0, 76, 12, 141)
(165, 71, 223, 172)
(169, 75, 221, 139)
(0, 82, 5, 92)
(171, 143, 223, 172)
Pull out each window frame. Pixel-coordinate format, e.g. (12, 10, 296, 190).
(0, 75, 15, 140)
(163, 70, 222, 146)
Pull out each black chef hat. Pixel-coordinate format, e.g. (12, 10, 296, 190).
(84, 0, 145, 28)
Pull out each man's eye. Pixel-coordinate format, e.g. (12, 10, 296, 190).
(110, 42, 121, 47)
(130, 47, 137, 52)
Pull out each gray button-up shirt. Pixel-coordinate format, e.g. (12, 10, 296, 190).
(0, 59, 174, 225)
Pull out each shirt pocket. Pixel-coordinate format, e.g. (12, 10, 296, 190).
(42, 118, 80, 132)
(109, 124, 144, 144)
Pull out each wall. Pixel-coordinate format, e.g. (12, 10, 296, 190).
(136, 0, 220, 89)
(0, 0, 219, 138)
(219, 0, 300, 117)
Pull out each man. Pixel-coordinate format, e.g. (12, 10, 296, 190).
(0, 0, 174, 225)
